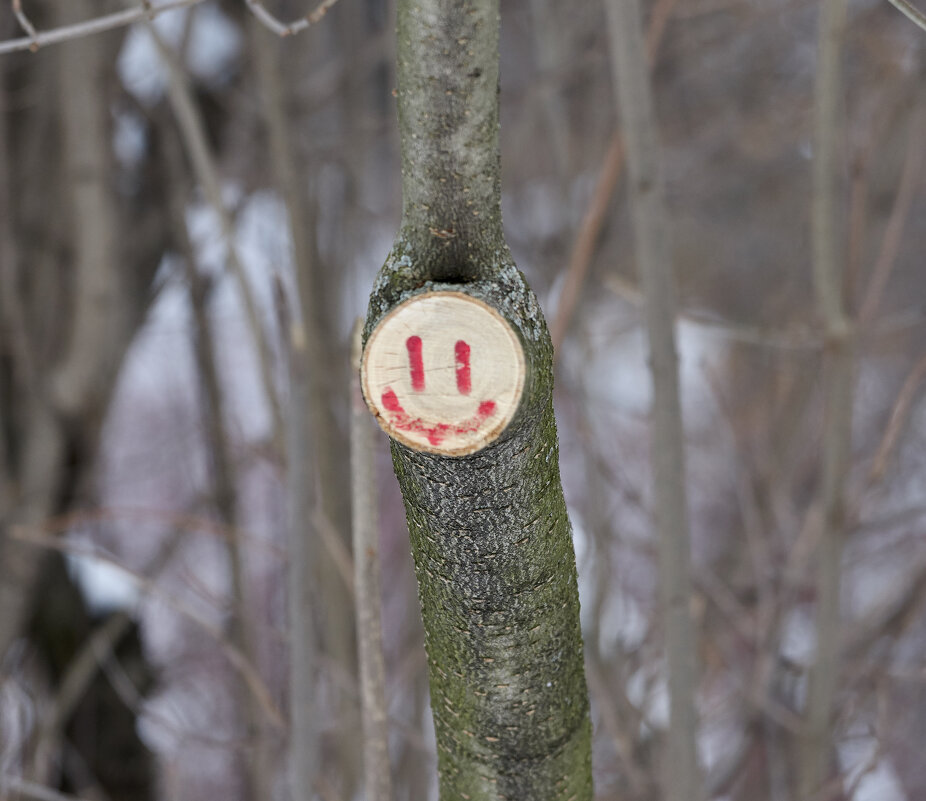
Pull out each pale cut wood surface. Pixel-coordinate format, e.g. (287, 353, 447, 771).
(361, 291, 525, 456)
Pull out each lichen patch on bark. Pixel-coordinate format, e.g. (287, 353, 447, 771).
(363, 0, 593, 797)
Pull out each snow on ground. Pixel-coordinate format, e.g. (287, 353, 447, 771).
(117, 2, 241, 104)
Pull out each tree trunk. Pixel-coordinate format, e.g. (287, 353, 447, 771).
(361, 1, 593, 799)
(250, 19, 358, 796)
(800, 0, 852, 798)
(603, 1, 702, 800)
(351, 323, 394, 801)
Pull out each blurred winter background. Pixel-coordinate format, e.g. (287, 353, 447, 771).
(1, 1, 926, 800)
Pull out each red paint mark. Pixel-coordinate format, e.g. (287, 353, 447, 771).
(407, 336, 425, 391)
(455, 340, 472, 395)
(381, 388, 402, 413)
(379, 388, 497, 448)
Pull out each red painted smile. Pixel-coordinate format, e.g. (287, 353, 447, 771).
(379, 336, 497, 447)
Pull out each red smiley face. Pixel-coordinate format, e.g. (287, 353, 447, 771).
(361, 292, 525, 456)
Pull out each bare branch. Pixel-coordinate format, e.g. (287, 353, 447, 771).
(0, 0, 204, 56)
(243, 0, 345, 37)
(603, 0, 702, 799)
(8, 527, 286, 730)
(11, 0, 38, 43)
(869, 352, 926, 483)
(887, 0, 926, 32)
(147, 22, 286, 453)
(0, 0, 347, 56)
(35, 612, 134, 767)
(549, 0, 677, 355)
(858, 106, 926, 327)
(604, 274, 826, 350)
(350, 320, 393, 801)
(801, 0, 853, 798)
(180, 190, 273, 800)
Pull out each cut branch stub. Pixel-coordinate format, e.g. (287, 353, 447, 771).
(361, 291, 525, 456)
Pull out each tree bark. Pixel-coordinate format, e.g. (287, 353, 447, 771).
(362, 1, 593, 799)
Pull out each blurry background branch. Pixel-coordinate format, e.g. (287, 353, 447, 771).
(604, 0, 702, 799)
(887, 0, 926, 32)
(147, 17, 285, 454)
(800, 1, 853, 798)
(349, 322, 392, 801)
(1, 0, 201, 54)
(550, 0, 676, 355)
(9, 526, 286, 730)
(0, 0, 345, 55)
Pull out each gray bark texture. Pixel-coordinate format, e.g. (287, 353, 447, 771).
(362, 1, 593, 799)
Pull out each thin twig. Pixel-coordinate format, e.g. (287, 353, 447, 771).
(37, 524, 186, 759)
(11, 0, 38, 45)
(802, 0, 852, 797)
(603, 276, 924, 350)
(8, 527, 286, 729)
(857, 105, 926, 327)
(38, 505, 286, 559)
(350, 320, 393, 801)
(550, 0, 677, 355)
(312, 507, 355, 596)
(0, 0, 204, 55)
(868, 351, 926, 483)
(604, 274, 824, 350)
(167, 114, 272, 800)
(583, 654, 651, 797)
(244, 0, 344, 36)
(35, 612, 134, 772)
(147, 22, 286, 454)
(244, 0, 292, 35)
(550, 132, 624, 354)
(887, 0, 926, 32)
(0, 0, 345, 56)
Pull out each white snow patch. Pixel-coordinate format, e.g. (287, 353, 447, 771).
(113, 266, 197, 403)
(234, 190, 292, 315)
(853, 764, 907, 801)
(118, 3, 241, 104)
(67, 554, 141, 614)
(698, 715, 746, 779)
(839, 735, 907, 801)
(780, 607, 816, 666)
(0, 679, 34, 774)
(598, 590, 647, 655)
(627, 666, 669, 729)
(113, 110, 147, 168)
(185, 187, 244, 279)
(582, 318, 724, 429)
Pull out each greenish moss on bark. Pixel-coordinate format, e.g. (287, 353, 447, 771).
(365, 263, 592, 801)
(394, 0, 504, 275)
(362, 0, 593, 798)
